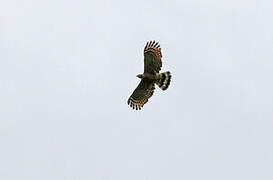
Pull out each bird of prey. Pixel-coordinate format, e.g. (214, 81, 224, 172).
(127, 41, 171, 110)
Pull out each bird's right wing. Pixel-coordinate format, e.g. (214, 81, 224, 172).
(127, 80, 155, 110)
(143, 41, 162, 74)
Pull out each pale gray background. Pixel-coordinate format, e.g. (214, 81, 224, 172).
(0, 0, 272, 179)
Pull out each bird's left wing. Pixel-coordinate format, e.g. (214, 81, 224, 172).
(127, 80, 155, 110)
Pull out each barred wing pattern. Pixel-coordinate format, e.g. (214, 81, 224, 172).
(144, 41, 162, 74)
(127, 80, 155, 110)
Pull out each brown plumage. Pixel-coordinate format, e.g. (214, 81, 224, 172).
(127, 41, 172, 110)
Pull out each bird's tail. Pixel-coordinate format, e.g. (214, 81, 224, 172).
(156, 71, 171, 90)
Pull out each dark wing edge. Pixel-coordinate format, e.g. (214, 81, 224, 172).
(144, 41, 162, 73)
(127, 80, 155, 110)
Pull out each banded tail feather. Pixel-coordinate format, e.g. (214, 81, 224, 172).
(156, 71, 171, 90)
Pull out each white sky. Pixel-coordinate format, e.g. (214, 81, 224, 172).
(0, 0, 273, 179)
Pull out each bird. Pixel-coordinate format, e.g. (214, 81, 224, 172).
(127, 41, 171, 110)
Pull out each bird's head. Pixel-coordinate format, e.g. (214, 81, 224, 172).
(136, 74, 144, 79)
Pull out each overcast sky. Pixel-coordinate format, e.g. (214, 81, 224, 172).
(0, 0, 273, 179)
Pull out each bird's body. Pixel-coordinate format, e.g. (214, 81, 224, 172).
(137, 73, 157, 81)
(127, 41, 171, 110)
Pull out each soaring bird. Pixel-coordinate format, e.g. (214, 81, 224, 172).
(127, 41, 171, 110)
